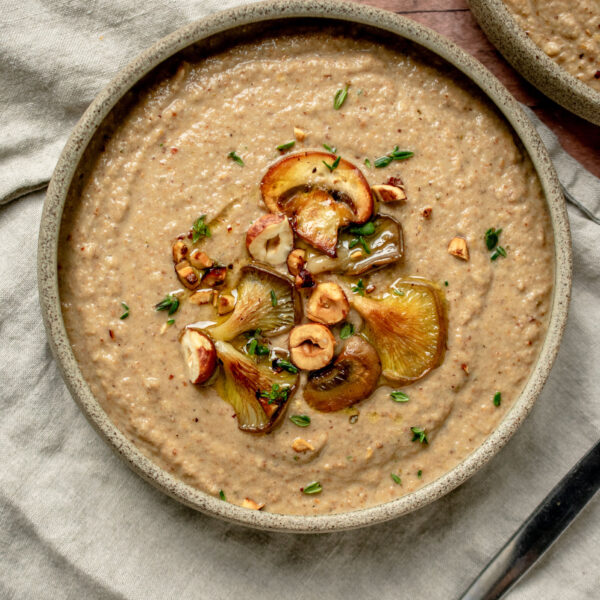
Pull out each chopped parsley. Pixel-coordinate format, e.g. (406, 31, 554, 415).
(155, 294, 179, 316)
(444, 281, 449, 287)
(411, 427, 428, 444)
(119, 302, 129, 320)
(270, 289, 278, 307)
(340, 322, 355, 339)
(485, 227, 507, 261)
(167, 319, 175, 326)
(364, 158, 372, 168)
(349, 235, 371, 254)
(219, 490, 226, 501)
(302, 481, 322, 494)
(391, 390, 409, 403)
(351, 279, 366, 296)
(417, 470, 423, 478)
(259, 383, 290, 405)
(272, 358, 298, 374)
(246, 335, 270, 357)
(290, 414, 311, 427)
(192, 215, 211, 242)
(491, 246, 507, 261)
(323, 143, 337, 153)
(374, 146, 414, 168)
(333, 84, 349, 110)
(276, 140, 295, 151)
(348, 221, 376, 255)
(493, 391, 502, 407)
(391, 473, 402, 485)
(227, 150, 244, 166)
(323, 155, 341, 172)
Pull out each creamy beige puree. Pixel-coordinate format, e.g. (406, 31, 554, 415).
(59, 30, 554, 515)
(503, 0, 600, 91)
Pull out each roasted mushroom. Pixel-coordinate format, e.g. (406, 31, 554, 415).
(214, 340, 298, 433)
(179, 328, 217, 385)
(246, 213, 294, 266)
(260, 151, 373, 256)
(351, 277, 447, 384)
(210, 264, 301, 341)
(304, 336, 381, 412)
(304, 215, 404, 276)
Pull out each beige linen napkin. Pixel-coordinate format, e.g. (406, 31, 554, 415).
(1, 2, 598, 599)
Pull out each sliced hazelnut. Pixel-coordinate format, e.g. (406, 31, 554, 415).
(175, 260, 201, 290)
(289, 323, 335, 370)
(293, 127, 306, 141)
(371, 184, 407, 204)
(189, 249, 213, 269)
(448, 236, 469, 260)
(172, 239, 189, 263)
(246, 213, 294, 266)
(306, 282, 349, 325)
(202, 266, 228, 287)
(189, 289, 214, 305)
(179, 328, 217, 385)
(292, 437, 315, 453)
(287, 248, 306, 276)
(217, 293, 236, 315)
(241, 497, 265, 510)
(350, 249, 364, 260)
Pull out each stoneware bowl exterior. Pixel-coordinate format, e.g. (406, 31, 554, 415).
(468, 0, 600, 125)
(38, 0, 572, 533)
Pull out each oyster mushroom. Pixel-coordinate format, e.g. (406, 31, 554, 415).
(260, 151, 373, 256)
(304, 215, 404, 276)
(351, 277, 447, 384)
(289, 323, 335, 370)
(214, 340, 298, 433)
(246, 213, 294, 266)
(304, 336, 381, 412)
(210, 264, 301, 341)
(306, 282, 349, 325)
(179, 328, 217, 385)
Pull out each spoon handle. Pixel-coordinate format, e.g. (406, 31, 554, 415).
(459, 440, 600, 600)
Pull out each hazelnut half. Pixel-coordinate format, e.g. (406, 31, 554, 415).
(448, 236, 469, 260)
(306, 282, 349, 325)
(371, 184, 407, 204)
(289, 323, 335, 370)
(246, 213, 293, 266)
(179, 328, 217, 385)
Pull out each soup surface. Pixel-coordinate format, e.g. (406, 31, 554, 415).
(59, 29, 554, 515)
(503, 0, 600, 91)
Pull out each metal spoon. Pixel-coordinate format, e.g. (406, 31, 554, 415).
(459, 439, 600, 599)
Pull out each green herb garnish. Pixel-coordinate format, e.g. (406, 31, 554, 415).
(155, 294, 179, 316)
(364, 158, 372, 168)
(493, 391, 502, 407)
(444, 281, 449, 287)
(333, 84, 349, 110)
(119, 302, 129, 320)
(259, 383, 290, 405)
(192, 214, 211, 242)
(246, 336, 269, 357)
(323, 155, 341, 172)
(340, 322, 355, 339)
(391, 390, 409, 403)
(270, 289, 278, 307)
(393, 289, 405, 297)
(484, 227, 502, 250)
(348, 221, 375, 236)
(348, 236, 371, 255)
(417, 470, 422, 478)
(290, 414, 311, 427)
(491, 246, 507, 261)
(351, 279, 366, 296)
(323, 143, 337, 153)
(374, 146, 414, 168)
(273, 358, 298, 374)
(302, 481, 323, 494)
(227, 150, 244, 166)
(167, 319, 175, 326)
(277, 140, 295, 151)
(411, 427, 428, 444)
(219, 490, 226, 501)
(391, 473, 402, 485)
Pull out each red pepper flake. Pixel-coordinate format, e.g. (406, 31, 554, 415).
(109, 329, 115, 340)
(194, 417, 199, 422)
(595, 70, 600, 79)
(227, 225, 233, 232)
(80, 247, 85, 251)
(168, 374, 174, 380)
(171, 147, 178, 154)
(461, 363, 469, 375)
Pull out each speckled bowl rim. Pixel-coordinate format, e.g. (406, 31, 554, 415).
(468, 0, 600, 125)
(38, 0, 572, 533)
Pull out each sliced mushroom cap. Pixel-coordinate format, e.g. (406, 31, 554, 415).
(304, 214, 404, 276)
(304, 336, 381, 412)
(260, 151, 373, 256)
(210, 264, 301, 341)
(351, 277, 447, 384)
(214, 340, 298, 433)
(179, 328, 217, 385)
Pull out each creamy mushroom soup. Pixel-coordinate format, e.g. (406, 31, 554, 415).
(59, 29, 554, 515)
(503, 0, 600, 91)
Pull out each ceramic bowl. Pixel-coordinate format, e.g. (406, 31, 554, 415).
(38, 0, 572, 533)
(468, 0, 600, 125)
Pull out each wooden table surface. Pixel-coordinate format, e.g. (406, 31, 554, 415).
(352, 0, 600, 178)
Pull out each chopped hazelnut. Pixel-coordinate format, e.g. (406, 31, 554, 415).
(241, 498, 265, 510)
(287, 248, 306, 276)
(289, 323, 335, 370)
(422, 207, 433, 218)
(293, 127, 306, 141)
(306, 282, 349, 325)
(292, 437, 315, 453)
(448, 236, 469, 260)
(371, 183, 407, 204)
(172, 239, 189, 263)
(189, 289, 214, 305)
(189, 249, 213, 269)
(175, 260, 201, 290)
(202, 266, 228, 287)
(217, 293, 236, 315)
(350, 249, 363, 260)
